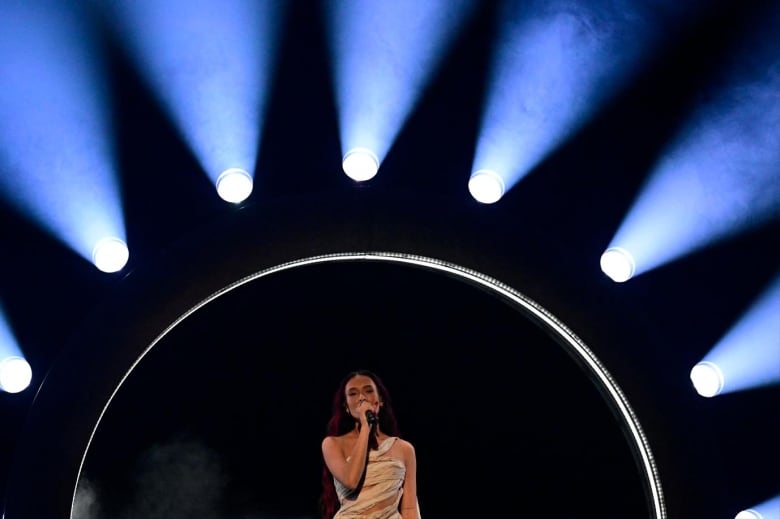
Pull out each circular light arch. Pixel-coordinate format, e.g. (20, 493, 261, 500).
(77, 252, 665, 519)
(3, 197, 667, 518)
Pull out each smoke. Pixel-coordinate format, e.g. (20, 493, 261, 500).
(71, 435, 319, 519)
(73, 476, 102, 519)
(475, 0, 687, 184)
(119, 436, 228, 519)
(677, 8, 780, 232)
(701, 74, 780, 224)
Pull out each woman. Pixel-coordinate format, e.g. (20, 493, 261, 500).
(320, 370, 421, 519)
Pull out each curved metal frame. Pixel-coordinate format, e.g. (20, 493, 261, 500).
(72, 251, 665, 519)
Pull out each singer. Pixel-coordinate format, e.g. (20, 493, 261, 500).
(320, 370, 421, 519)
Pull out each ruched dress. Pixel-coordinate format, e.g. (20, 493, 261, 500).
(333, 436, 407, 519)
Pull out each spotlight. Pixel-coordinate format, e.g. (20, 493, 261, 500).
(690, 361, 725, 398)
(216, 168, 253, 203)
(91, 237, 129, 273)
(600, 247, 636, 282)
(468, 169, 505, 204)
(735, 510, 762, 519)
(0, 356, 32, 393)
(342, 147, 379, 182)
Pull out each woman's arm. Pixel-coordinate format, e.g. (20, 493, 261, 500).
(399, 440, 420, 519)
(321, 425, 372, 490)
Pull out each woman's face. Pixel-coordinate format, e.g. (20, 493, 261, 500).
(344, 374, 381, 417)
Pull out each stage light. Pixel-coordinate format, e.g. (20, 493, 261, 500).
(325, 0, 474, 180)
(600, 247, 636, 283)
(0, 1, 125, 265)
(599, 5, 780, 280)
(470, 0, 685, 198)
(99, 0, 282, 192)
(693, 275, 780, 396)
(0, 356, 32, 393)
(468, 169, 505, 204)
(342, 147, 379, 182)
(690, 361, 725, 398)
(736, 495, 780, 519)
(216, 168, 253, 203)
(0, 301, 28, 393)
(92, 237, 129, 273)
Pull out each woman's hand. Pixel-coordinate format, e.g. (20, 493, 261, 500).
(356, 399, 379, 427)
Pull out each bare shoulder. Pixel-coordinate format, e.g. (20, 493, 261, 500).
(323, 434, 356, 457)
(322, 434, 343, 452)
(396, 437, 415, 450)
(395, 437, 416, 459)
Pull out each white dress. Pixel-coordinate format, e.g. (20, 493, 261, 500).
(333, 436, 407, 519)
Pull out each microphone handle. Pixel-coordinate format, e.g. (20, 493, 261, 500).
(365, 410, 377, 425)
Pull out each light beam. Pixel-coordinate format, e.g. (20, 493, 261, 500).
(0, 303, 31, 394)
(736, 494, 780, 519)
(604, 3, 780, 277)
(693, 274, 780, 396)
(471, 0, 694, 197)
(0, 0, 125, 264)
(99, 0, 283, 196)
(324, 0, 476, 178)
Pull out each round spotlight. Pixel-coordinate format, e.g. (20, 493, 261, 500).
(0, 356, 33, 393)
(600, 247, 636, 282)
(735, 510, 762, 519)
(216, 168, 253, 203)
(690, 361, 725, 398)
(342, 147, 379, 182)
(92, 237, 129, 273)
(468, 169, 505, 204)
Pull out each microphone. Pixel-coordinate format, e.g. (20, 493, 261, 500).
(365, 410, 377, 425)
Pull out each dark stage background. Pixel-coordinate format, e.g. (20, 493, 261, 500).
(0, 0, 778, 518)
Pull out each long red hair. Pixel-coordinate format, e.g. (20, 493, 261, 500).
(319, 370, 401, 519)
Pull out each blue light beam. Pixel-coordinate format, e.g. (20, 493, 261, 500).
(473, 0, 700, 192)
(100, 0, 283, 185)
(0, 302, 23, 361)
(0, 0, 124, 262)
(737, 494, 780, 519)
(606, 5, 780, 276)
(0, 301, 33, 392)
(700, 275, 780, 395)
(325, 0, 477, 167)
